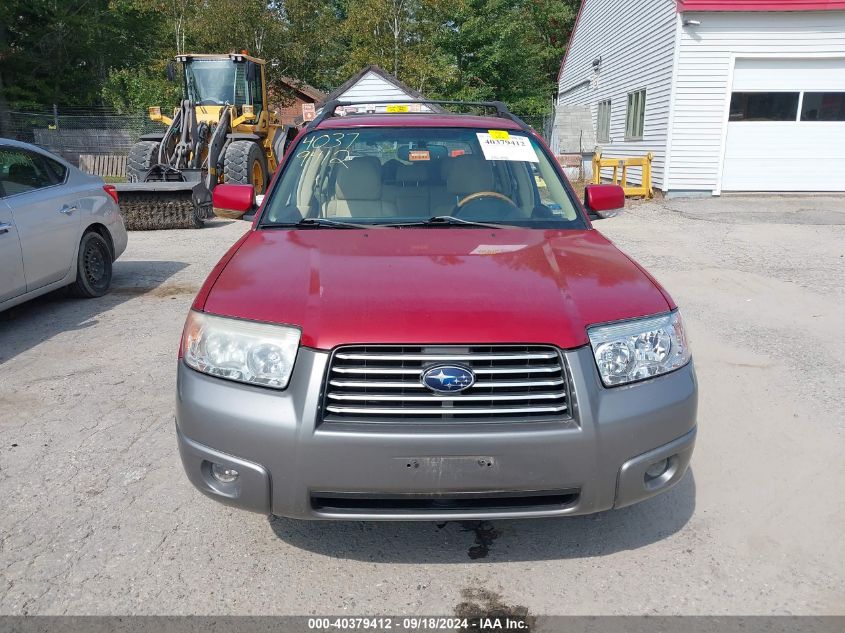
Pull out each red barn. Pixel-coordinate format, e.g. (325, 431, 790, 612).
(270, 77, 327, 128)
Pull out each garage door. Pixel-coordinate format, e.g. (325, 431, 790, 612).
(722, 58, 845, 192)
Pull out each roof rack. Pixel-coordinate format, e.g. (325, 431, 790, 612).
(306, 99, 532, 132)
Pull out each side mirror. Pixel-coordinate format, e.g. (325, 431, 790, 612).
(212, 183, 255, 219)
(166, 61, 176, 82)
(584, 184, 625, 220)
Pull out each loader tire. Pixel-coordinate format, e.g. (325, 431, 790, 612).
(127, 141, 160, 182)
(224, 141, 267, 193)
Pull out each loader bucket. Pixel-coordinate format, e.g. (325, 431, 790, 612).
(115, 181, 211, 230)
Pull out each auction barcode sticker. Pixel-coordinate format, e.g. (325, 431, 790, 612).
(476, 132, 538, 162)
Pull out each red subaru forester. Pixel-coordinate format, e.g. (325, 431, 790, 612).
(176, 100, 697, 520)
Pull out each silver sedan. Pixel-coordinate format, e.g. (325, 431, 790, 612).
(0, 139, 128, 312)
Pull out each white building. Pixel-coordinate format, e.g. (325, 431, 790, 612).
(554, 0, 845, 195)
(323, 65, 438, 113)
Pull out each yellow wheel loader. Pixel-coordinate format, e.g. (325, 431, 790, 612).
(117, 53, 286, 229)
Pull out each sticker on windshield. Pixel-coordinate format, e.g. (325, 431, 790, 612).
(476, 133, 538, 162)
(386, 104, 410, 113)
(488, 130, 510, 140)
(409, 150, 430, 161)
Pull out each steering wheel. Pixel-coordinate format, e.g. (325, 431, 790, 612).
(456, 191, 516, 210)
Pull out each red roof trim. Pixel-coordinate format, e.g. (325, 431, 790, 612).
(558, 0, 587, 83)
(678, 1, 845, 11)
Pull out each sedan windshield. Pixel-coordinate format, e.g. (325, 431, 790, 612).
(261, 127, 584, 228)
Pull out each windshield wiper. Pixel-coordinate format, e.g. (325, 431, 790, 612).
(263, 216, 509, 230)
(385, 215, 510, 229)
(263, 217, 383, 229)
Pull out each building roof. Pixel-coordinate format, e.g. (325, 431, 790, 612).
(678, 0, 845, 10)
(277, 77, 327, 102)
(323, 65, 436, 107)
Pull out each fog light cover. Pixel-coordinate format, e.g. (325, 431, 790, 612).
(211, 463, 239, 483)
(645, 458, 670, 480)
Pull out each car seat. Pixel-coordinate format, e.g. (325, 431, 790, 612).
(325, 156, 397, 218)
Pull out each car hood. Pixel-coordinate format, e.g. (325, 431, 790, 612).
(199, 228, 672, 350)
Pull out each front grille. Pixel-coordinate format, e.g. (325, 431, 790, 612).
(322, 345, 570, 423)
(311, 490, 580, 515)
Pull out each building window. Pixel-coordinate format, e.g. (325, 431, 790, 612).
(596, 100, 611, 143)
(625, 89, 646, 140)
(729, 92, 800, 121)
(800, 92, 845, 121)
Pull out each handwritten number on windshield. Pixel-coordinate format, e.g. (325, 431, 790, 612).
(297, 132, 359, 168)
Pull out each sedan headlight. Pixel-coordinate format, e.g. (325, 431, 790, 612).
(588, 311, 691, 386)
(181, 311, 300, 389)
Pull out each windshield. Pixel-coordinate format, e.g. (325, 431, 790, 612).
(261, 127, 585, 228)
(184, 60, 238, 105)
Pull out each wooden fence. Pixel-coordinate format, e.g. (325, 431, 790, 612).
(78, 154, 127, 178)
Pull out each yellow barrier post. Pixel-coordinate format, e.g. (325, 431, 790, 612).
(591, 151, 653, 198)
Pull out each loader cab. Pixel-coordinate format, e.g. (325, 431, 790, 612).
(176, 54, 266, 120)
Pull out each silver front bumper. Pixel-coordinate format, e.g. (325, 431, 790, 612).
(175, 346, 697, 520)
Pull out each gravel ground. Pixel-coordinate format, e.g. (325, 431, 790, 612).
(1, 196, 843, 616)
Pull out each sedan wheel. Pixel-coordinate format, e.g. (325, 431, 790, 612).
(71, 232, 113, 298)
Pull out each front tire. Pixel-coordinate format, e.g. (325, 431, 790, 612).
(223, 141, 267, 193)
(127, 140, 160, 182)
(71, 232, 113, 298)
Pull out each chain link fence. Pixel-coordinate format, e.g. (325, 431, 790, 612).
(518, 112, 554, 143)
(0, 106, 158, 169)
(0, 103, 554, 171)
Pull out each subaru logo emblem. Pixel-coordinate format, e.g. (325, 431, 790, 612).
(421, 365, 476, 393)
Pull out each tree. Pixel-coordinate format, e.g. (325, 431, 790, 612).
(0, 0, 169, 108)
(276, 0, 349, 91)
(427, 0, 578, 118)
(128, 0, 202, 54)
(189, 0, 285, 58)
(0, 0, 580, 119)
(341, 0, 452, 95)
(0, 2, 13, 132)
(101, 67, 180, 114)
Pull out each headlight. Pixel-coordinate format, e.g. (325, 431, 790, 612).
(181, 311, 300, 389)
(588, 311, 691, 386)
